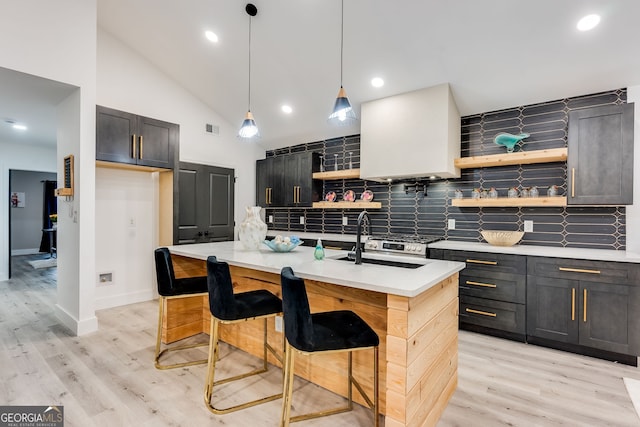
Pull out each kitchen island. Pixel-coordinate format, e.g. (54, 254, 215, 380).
(165, 241, 464, 427)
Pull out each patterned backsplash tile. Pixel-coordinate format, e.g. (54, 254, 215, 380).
(264, 89, 627, 250)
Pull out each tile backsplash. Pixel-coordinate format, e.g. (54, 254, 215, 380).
(265, 89, 626, 250)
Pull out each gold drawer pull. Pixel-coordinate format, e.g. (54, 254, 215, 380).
(559, 267, 601, 275)
(465, 308, 497, 317)
(583, 289, 588, 322)
(466, 259, 497, 265)
(139, 135, 143, 159)
(571, 288, 576, 321)
(131, 134, 137, 158)
(465, 280, 497, 288)
(324, 246, 342, 250)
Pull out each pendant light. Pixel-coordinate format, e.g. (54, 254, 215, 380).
(238, 3, 259, 139)
(328, 0, 356, 125)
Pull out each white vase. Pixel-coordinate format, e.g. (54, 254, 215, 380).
(238, 206, 267, 250)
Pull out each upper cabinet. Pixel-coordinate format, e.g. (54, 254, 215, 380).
(567, 103, 634, 205)
(360, 83, 461, 181)
(256, 152, 322, 208)
(96, 105, 178, 170)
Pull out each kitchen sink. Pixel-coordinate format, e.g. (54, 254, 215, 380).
(333, 256, 424, 269)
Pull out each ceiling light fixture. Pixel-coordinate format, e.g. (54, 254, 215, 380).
(238, 3, 259, 139)
(328, 0, 356, 125)
(205, 30, 219, 43)
(281, 105, 293, 114)
(577, 14, 600, 31)
(13, 124, 27, 131)
(371, 77, 384, 88)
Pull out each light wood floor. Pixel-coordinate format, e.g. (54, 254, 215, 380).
(2, 254, 639, 426)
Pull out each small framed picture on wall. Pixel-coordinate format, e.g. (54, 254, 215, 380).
(10, 192, 25, 208)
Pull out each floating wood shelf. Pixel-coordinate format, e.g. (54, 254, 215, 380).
(454, 148, 568, 169)
(312, 169, 361, 180)
(451, 196, 567, 207)
(312, 201, 382, 209)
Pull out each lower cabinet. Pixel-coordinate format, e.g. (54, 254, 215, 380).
(527, 256, 640, 357)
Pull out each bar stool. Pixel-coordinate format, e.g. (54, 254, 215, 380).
(153, 247, 209, 370)
(204, 255, 283, 414)
(279, 266, 379, 427)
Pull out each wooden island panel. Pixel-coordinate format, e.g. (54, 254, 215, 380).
(165, 254, 459, 426)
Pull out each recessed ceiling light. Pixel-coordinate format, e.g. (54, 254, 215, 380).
(371, 77, 384, 88)
(281, 105, 293, 114)
(205, 30, 219, 42)
(12, 124, 27, 131)
(577, 14, 600, 31)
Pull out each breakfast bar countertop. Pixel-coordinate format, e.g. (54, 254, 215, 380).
(167, 240, 464, 297)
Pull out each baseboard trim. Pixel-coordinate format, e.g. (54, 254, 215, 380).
(54, 304, 99, 336)
(94, 289, 156, 311)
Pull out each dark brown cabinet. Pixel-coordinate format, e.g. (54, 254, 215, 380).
(256, 152, 321, 207)
(567, 103, 634, 205)
(96, 105, 178, 169)
(527, 256, 640, 357)
(432, 249, 527, 340)
(176, 162, 235, 245)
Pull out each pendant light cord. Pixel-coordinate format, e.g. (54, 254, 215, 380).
(340, 0, 344, 87)
(248, 16, 252, 111)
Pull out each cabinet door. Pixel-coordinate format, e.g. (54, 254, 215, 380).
(296, 152, 322, 206)
(256, 158, 271, 207)
(177, 162, 234, 244)
(527, 275, 579, 344)
(283, 154, 299, 206)
(579, 282, 634, 354)
(138, 116, 178, 169)
(96, 106, 138, 165)
(567, 103, 634, 205)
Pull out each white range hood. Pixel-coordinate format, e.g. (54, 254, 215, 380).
(360, 83, 461, 181)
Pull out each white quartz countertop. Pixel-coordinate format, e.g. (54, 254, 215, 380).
(429, 240, 640, 263)
(266, 230, 358, 243)
(167, 241, 464, 297)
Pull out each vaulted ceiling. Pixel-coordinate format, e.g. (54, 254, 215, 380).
(4, 1, 640, 151)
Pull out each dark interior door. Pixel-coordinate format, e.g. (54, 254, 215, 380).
(177, 162, 234, 244)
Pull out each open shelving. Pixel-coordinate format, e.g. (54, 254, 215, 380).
(312, 169, 361, 180)
(451, 196, 567, 207)
(312, 201, 381, 209)
(454, 148, 567, 169)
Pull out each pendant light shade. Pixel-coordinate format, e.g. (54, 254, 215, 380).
(239, 4, 259, 139)
(328, 0, 356, 125)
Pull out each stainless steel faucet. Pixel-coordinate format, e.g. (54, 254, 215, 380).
(354, 210, 370, 265)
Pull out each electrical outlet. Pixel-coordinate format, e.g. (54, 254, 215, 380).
(275, 315, 283, 333)
(299, 216, 305, 225)
(448, 219, 456, 230)
(524, 220, 534, 232)
(268, 215, 273, 223)
(342, 216, 348, 226)
(98, 272, 113, 286)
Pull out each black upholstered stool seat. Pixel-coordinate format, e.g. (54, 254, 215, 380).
(280, 266, 379, 427)
(204, 256, 283, 415)
(153, 247, 209, 370)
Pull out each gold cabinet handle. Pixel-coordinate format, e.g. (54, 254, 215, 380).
(465, 308, 497, 317)
(268, 188, 272, 204)
(265, 188, 269, 204)
(298, 186, 301, 203)
(571, 288, 576, 321)
(559, 267, 601, 275)
(293, 187, 297, 203)
(139, 135, 143, 159)
(324, 245, 343, 250)
(583, 289, 587, 322)
(571, 167, 575, 198)
(131, 134, 137, 158)
(465, 280, 497, 288)
(466, 259, 498, 265)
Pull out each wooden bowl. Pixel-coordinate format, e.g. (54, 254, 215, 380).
(480, 230, 524, 246)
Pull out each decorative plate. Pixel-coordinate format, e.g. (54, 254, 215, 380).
(360, 190, 374, 202)
(324, 191, 337, 202)
(343, 190, 356, 202)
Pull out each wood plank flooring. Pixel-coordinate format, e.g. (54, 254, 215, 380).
(1, 254, 639, 426)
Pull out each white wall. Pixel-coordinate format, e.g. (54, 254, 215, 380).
(95, 29, 264, 309)
(0, 143, 57, 279)
(0, 0, 98, 335)
(625, 85, 640, 256)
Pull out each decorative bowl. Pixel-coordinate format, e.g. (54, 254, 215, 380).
(480, 230, 524, 247)
(263, 239, 303, 252)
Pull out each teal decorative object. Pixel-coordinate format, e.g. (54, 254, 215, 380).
(493, 132, 529, 153)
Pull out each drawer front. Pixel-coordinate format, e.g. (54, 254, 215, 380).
(444, 250, 526, 275)
(528, 256, 638, 286)
(460, 295, 526, 334)
(459, 270, 526, 304)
